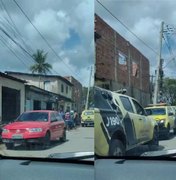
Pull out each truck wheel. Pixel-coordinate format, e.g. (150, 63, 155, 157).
(165, 125, 170, 140)
(42, 132, 50, 149)
(173, 128, 176, 135)
(5, 143, 14, 150)
(148, 129, 159, 151)
(60, 129, 66, 142)
(109, 139, 125, 156)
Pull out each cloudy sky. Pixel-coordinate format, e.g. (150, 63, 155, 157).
(0, 0, 94, 86)
(95, 0, 176, 79)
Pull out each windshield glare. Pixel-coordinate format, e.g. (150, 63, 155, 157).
(0, 0, 94, 159)
(17, 112, 49, 122)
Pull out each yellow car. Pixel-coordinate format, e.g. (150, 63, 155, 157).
(81, 110, 94, 127)
(145, 104, 176, 139)
(94, 86, 159, 157)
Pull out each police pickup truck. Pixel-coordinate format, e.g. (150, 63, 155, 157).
(94, 86, 159, 156)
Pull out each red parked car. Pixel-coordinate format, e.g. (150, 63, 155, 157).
(2, 110, 66, 149)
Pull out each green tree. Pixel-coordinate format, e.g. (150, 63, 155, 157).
(30, 49, 52, 74)
(162, 78, 176, 105)
(82, 86, 94, 110)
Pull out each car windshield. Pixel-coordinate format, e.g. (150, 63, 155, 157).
(94, 0, 176, 159)
(85, 111, 94, 115)
(146, 108, 166, 115)
(17, 112, 49, 122)
(0, 0, 94, 160)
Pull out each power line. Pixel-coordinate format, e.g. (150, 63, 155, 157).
(0, 0, 33, 54)
(0, 22, 70, 77)
(163, 35, 173, 55)
(162, 24, 176, 68)
(95, 0, 159, 56)
(13, 0, 80, 80)
(0, 26, 35, 61)
(163, 56, 176, 69)
(0, 35, 29, 68)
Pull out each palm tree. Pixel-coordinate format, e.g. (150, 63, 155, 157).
(30, 49, 52, 87)
(30, 49, 52, 74)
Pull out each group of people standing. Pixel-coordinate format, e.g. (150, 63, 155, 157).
(59, 110, 80, 130)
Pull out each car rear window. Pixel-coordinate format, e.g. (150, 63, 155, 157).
(84, 111, 93, 115)
(17, 112, 48, 122)
(145, 108, 166, 115)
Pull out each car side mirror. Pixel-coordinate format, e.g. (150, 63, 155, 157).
(169, 112, 174, 116)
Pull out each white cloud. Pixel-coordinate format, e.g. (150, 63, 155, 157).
(25, 9, 71, 48)
(95, 0, 176, 78)
(0, 0, 94, 87)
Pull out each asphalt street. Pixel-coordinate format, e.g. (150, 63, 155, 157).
(0, 127, 94, 158)
(1, 127, 176, 158)
(127, 131, 176, 156)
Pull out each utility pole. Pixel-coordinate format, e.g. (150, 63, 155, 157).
(85, 66, 93, 110)
(153, 21, 164, 104)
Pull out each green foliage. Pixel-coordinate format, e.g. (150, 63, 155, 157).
(82, 86, 94, 109)
(30, 49, 52, 74)
(163, 77, 176, 105)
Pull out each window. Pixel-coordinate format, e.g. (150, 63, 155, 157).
(50, 113, 57, 122)
(146, 108, 166, 115)
(102, 84, 110, 90)
(17, 112, 48, 122)
(132, 100, 145, 115)
(56, 113, 62, 121)
(120, 96, 134, 113)
(61, 84, 64, 93)
(118, 51, 127, 65)
(66, 86, 68, 94)
(132, 60, 139, 77)
(44, 81, 51, 91)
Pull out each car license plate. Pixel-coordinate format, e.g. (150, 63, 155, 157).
(12, 134, 23, 139)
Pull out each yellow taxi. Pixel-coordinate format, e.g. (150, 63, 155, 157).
(81, 109, 94, 127)
(145, 103, 176, 139)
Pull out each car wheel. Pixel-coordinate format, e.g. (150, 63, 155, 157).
(60, 129, 66, 142)
(109, 139, 125, 156)
(42, 132, 50, 149)
(5, 143, 14, 150)
(148, 128, 159, 151)
(173, 128, 176, 135)
(165, 125, 170, 139)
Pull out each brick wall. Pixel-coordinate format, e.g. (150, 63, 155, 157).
(95, 14, 115, 81)
(95, 14, 150, 95)
(65, 76, 83, 113)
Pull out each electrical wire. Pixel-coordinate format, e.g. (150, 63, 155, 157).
(12, 0, 81, 80)
(95, 0, 159, 56)
(163, 35, 173, 55)
(0, 0, 33, 54)
(163, 26, 176, 69)
(0, 35, 29, 68)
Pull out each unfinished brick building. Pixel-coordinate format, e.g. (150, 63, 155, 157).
(95, 14, 150, 106)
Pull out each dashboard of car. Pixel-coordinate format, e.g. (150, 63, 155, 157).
(95, 158, 176, 180)
(0, 156, 94, 180)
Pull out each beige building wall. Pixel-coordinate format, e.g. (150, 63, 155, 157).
(7, 74, 72, 100)
(0, 76, 25, 123)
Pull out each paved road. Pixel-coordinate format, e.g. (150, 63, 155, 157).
(127, 131, 176, 156)
(0, 127, 94, 158)
(1, 127, 176, 157)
